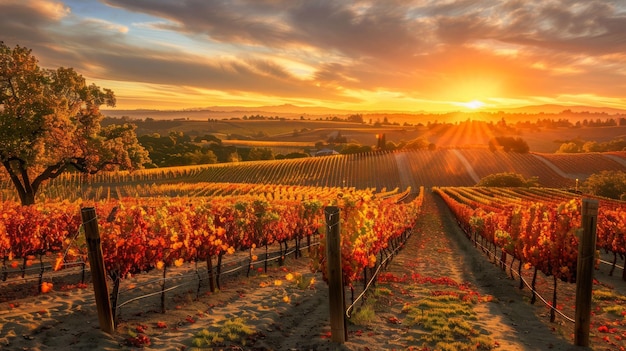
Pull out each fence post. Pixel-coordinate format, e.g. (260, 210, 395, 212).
(81, 207, 115, 334)
(325, 206, 347, 343)
(575, 198, 598, 347)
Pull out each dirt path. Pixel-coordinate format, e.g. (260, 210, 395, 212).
(425, 191, 580, 350)
(298, 190, 578, 351)
(238, 191, 581, 350)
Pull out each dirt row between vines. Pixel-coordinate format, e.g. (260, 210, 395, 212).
(1, 192, 590, 350)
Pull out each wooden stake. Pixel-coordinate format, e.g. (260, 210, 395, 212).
(81, 207, 115, 334)
(575, 198, 598, 347)
(325, 206, 347, 343)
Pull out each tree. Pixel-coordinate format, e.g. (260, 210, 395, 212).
(556, 142, 580, 153)
(476, 172, 538, 187)
(245, 147, 274, 161)
(582, 170, 626, 200)
(347, 114, 363, 123)
(488, 136, 529, 153)
(404, 137, 430, 150)
(0, 42, 150, 205)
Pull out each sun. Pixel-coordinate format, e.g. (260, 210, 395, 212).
(461, 100, 485, 110)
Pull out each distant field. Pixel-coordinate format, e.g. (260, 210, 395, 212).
(104, 113, 626, 154)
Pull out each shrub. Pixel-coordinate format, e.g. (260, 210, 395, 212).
(476, 172, 537, 187)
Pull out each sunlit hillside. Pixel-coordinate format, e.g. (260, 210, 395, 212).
(3, 149, 625, 203)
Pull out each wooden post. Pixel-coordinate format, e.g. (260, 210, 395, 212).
(325, 206, 347, 343)
(575, 198, 598, 347)
(81, 207, 115, 334)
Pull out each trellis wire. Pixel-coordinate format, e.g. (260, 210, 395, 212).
(471, 236, 575, 324)
(599, 258, 624, 271)
(1, 219, 88, 284)
(345, 228, 412, 318)
(114, 237, 320, 315)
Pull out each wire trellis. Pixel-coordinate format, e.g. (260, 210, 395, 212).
(345, 228, 413, 318)
(113, 237, 321, 320)
(469, 236, 575, 323)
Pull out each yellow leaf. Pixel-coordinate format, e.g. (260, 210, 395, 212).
(53, 257, 64, 271)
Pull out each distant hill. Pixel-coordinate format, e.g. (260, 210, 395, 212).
(102, 104, 626, 122)
(483, 104, 626, 115)
(102, 104, 357, 120)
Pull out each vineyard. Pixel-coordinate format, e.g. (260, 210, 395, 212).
(2, 148, 626, 350)
(0, 183, 422, 307)
(434, 187, 626, 336)
(2, 149, 626, 203)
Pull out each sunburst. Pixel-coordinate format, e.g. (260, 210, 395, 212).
(461, 100, 485, 109)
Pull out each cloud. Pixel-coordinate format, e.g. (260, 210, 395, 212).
(0, 0, 70, 47)
(104, 0, 296, 46)
(2, 0, 626, 109)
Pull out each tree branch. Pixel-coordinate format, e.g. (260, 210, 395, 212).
(31, 162, 68, 195)
(17, 158, 34, 195)
(70, 159, 121, 174)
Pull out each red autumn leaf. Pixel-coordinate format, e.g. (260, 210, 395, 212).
(388, 316, 402, 324)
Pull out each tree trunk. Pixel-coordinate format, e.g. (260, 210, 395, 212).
(21, 191, 36, 206)
(207, 255, 215, 293)
(111, 274, 120, 324)
(530, 267, 538, 304)
(609, 252, 616, 276)
(550, 275, 558, 323)
(246, 248, 252, 277)
(20, 192, 35, 206)
(2, 160, 37, 206)
(216, 253, 223, 290)
(160, 266, 167, 313)
(264, 244, 269, 273)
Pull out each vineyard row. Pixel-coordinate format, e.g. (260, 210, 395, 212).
(1, 184, 424, 296)
(433, 186, 626, 321)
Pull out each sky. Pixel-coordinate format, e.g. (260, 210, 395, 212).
(2, 0, 626, 112)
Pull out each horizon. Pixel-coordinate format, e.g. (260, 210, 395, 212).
(102, 102, 626, 114)
(3, 1, 626, 112)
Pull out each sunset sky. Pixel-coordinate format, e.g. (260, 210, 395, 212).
(2, 0, 626, 112)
